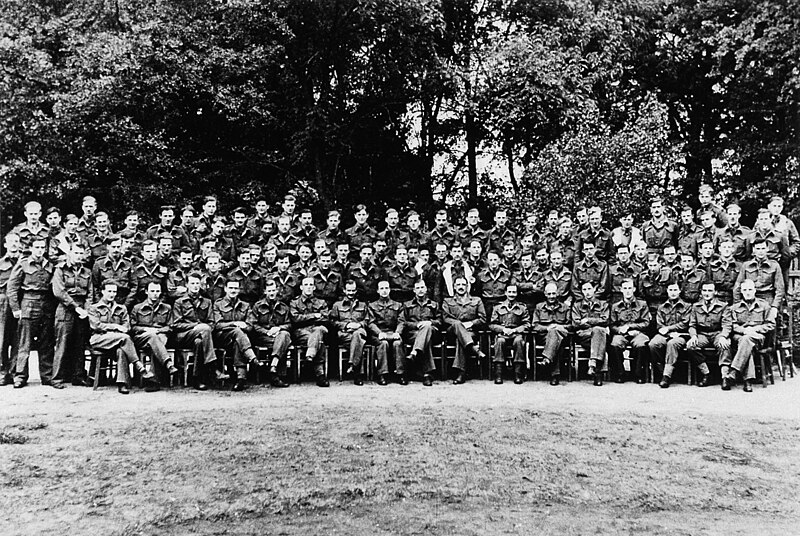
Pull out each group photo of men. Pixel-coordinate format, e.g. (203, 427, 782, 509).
(1, 187, 797, 394)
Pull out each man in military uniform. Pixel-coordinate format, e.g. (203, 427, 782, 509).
(346, 204, 379, 255)
(439, 241, 473, 303)
(608, 244, 642, 304)
(226, 248, 265, 304)
(441, 276, 487, 385)
(718, 203, 751, 262)
(51, 242, 93, 388)
(7, 237, 55, 388)
(166, 248, 194, 303)
(290, 276, 331, 387)
(378, 209, 404, 256)
(201, 253, 227, 303)
(76, 195, 98, 235)
(429, 209, 457, 248)
(228, 206, 257, 255)
(399, 279, 440, 386)
(648, 282, 693, 388)
(676, 253, 707, 304)
(686, 281, 731, 389)
(119, 210, 146, 260)
(708, 239, 740, 304)
(368, 280, 404, 386)
(169, 272, 228, 390)
(532, 282, 571, 385)
(514, 251, 544, 312)
(571, 240, 609, 301)
(734, 238, 785, 311)
(608, 279, 652, 383)
(213, 279, 258, 391)
(746, 209, 788, 264)
(88, 280, 155, 394)
(146, 205, 191, 252)
(576, 207, 615, 262)
(571, 280, 609, 386)
(246, 279, 291, 387)
(641, 197, 677, 255)
(677, 205, 699, 257)
(489, 284, 530, 384)
(0, 233, 21, 385)
(330, 280, 371, 385)
(129, 282, 178, 390)
(476, 250, 512, 318)
(638, 255, 673, 315)
(550, 218, 577, 269)
(49, 214, 86, 266)
(318, 210, 349, 254)
(91, 235, 134, 305)
(458, 208, 488, 250)
(542, 250, 572, 304)
(268, 216, 301, 260)
(489, 209, 517, 253)
(695, 184, 728, 228)
(129, 240, 169, 307)
(350, 243, 382, 302)
(295, 208, 318, 245)
(11, 201, 50, 254)
(311, 250, 342, 307)
(726, 279, 775, 392)
(84, 211, 113, 264)
(403, 211, 429, 252)
(194, 196, 218, 239)
(271, 254, 300, 303)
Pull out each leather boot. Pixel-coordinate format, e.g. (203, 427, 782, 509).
(494, 363, 504, 384)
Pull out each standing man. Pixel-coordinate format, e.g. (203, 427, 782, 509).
(641, 197, 677, 255)
(92, 235, 134, 305)
(576, 207, 615, 262)
(476, 250, 513, 318)
(441, 276, 487, 385)
(0, 233, 21, 386)
(330, 280, 370, 385)
(734, 239, 785, 311)
(246, 279, 291, 388)
(6, 237, 55, 388)
(146, 205, 191, 251)
(346, 204, 379, 255)
(290, 277, 331, 387)
(400, 279, 440, 386)
(608, 279, 652, 384)
(129, 240, 169, 307)
(51, 242, 93, 388)
(489, 284, 530, 385)
(11, 201, 50, 254)
(571, 240, 609, 301)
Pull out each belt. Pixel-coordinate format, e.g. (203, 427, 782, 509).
(22, 291, 48, 297)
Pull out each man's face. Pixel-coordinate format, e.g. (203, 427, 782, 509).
(521, 235, 533, 250)
(633, 243, 647, 258)
(327, 214, 340, 229)
(233, 212, 247, 227)
(536, 249, 548, 265)
(616, 247, 630, 264)
(108, 240, 122, 257)
(621, 281, 635, 300)
(466, 211, 479, 226)
(588, 213, 601, 229)
(96, 215, 109, 231)
(719, 242, 734, 258)
(395, 249, 408, 264)
(756, 212, 772, 231)
(453, 278, 467, 296)
(300, 212, 313, 227)
(487, 253, 500, 270)
(212, 221, 225, 235)
(282, 199, 295, 214)
(255, 200, 268, 215)
(344, 283, 357, 300)
(102, 285, 118, 302)
(25, 205, 42, 224)
(360, 248, 374, 264)
(146, 284, 162, 302)
(278, 219, 290, 234)
(505, 285, 518, 301)
(680, 255, 695, 271)
(753, 242, 768, 260)
(46, 212, 61, 227)
(550, 252, 563, 269)
(207, 256, 221, 273)
(201, 242, 214, 257)
(450, 246, 463, 261)
(520, 255, 532, 269)
(265, 283, 278, 301)
(318, 255, 331, 270)
(700, 213, 714, 229)
(264, 248, 277, 263)
(418, 250, 429, 265)
(71, 246, 87, 265)
(249, 246, 262, 262)
(181, 210, 194, 225)
(377, 281, 390, 299)
(121, 237, 133, 253)
(203, 200, 217, 216)
(179, 252, 193, 268)
(355, 209, 368, 225)
(298, 246, 312, 262)
(158, 240, 172, 256)
(336, 245, 349, 260)
(160, 210, 175, 226)
(726, 206, 741, 226)
(582, 244, 596, 259)
(663, 247, 676, 264)
(187, 278, 201, 295)
(650, 202, 663, 219)
(666, 284, 681, 301)
(495, 211, 507, 227)
(238, 252, 251, 268)
(301, 279, 315, 296)
(408, 248, 419, 263)
(741, 281, 756, 301)
(469, 242, 482, 257)
(4, 234, 20, 254)
(65, 218, 78, 234)
(503, 244, 516, 259)
(125, 214, 139, 229)
(700, 242, 714, 259)
(620, 214, 633, 229)
(374, 242, 386, 255)
(647, 258, 660, 273)
(385, 212, 398, 228)
(576, 209, 588, 226)
(680, 210, 694, 225)
(544, 285, 558, 302)
(142, 244, 158, 262)
(698, 191, 712, 206)
(414, 281, 427, 298)
(547, 213, 559, 228)
(435, 213, 448, 228)
(558, 221, 572, 236)
(407, 214, 420, 230)
(435, 244, 448, 261)
(225, 282, 240, 300)
(701, 285, 715, 302)
(314, 242, 328, 257)
(277, 257, 290, 272)
(524, 215, 537, 232)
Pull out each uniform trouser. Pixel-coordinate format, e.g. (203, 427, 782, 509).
(89, 332, 139, 387)
(609, 333, 650, 379)
(731, 334, 763, 381)
(493, 333, 526, 365)
(0, 295, 19, 378)
(339, 328, 367, 371)
(132, 332, 171, 368)
(447, 322, 480, 371)
(15, 296, 55, 383)
(248, 331, 292, 376)
(370, 335, 404, 376)
(574, 327, 608, 372)
(537, 325, 568, 377)
(214, 327, 254, 379)
(172, 324, 217, 380)
(401, 326, 436, 375)
(293, 326, 328, 377)
(52, 302, 89, 384)
(687, 332, 731, 376)
(648, 334, 698, 378)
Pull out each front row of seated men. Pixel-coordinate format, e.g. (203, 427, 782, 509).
(8, 240, 776, 394)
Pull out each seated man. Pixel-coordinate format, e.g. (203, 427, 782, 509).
(489, 284, 530, 385)
(367, 280, 404, 386)
(532, 282, 571, 385)
(399, 279, 440, 386)
(330, 280, 370, 385)
(648, 282, 692, 388)
(169, 271, 228, 390)
(88, 280, 155, 394)
(130, 281, 179, 388)
(246, 279, 291, 388)
(570, 280, 609, 386)
(609, 279, 652, 383)
(213, 279, 258, 391)
(726, 279, 775, 392)
(290, 276, 331, 387)
(686, 281, 730, 389)
(441, 276, 487, 385)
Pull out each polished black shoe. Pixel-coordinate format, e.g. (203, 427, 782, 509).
(697, 374, 710, 388)
(51, 382, 66, 390)
(743, 381, 752, 393)
(452, 373, 466, 385)
(721, 377, 731, 391)
(549, 376, 560, 386)
(377, 375, 388, 386)
(271, 376, 289, 388)
(494, 375, 504, 385)
(353, 375, 364, 386)
(316, 376, 330, 388)
(117, 384, 130, 395)
(232, 379, 248, 391)
(659, 377, 671, 389)
(422, 374, 433, 387)
(593, 373, 603, 386)
(398, 375, 409, 385)
(513, 374, 524, 385)
(194, 382, 208, 391)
